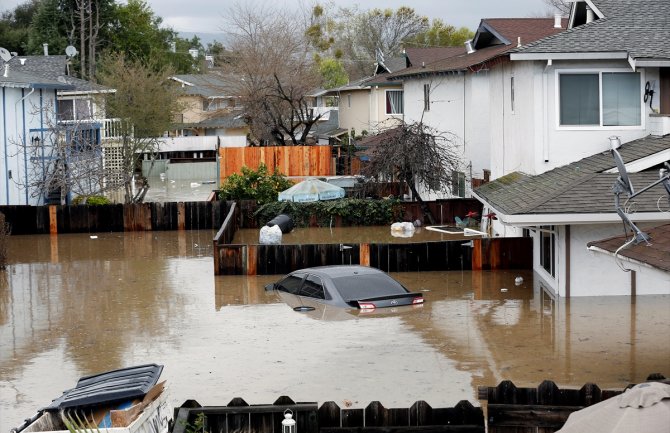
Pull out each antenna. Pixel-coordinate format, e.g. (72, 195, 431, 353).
(0, 47, 11, 78)
(0, 47, 10, 62)
(65, 45, 78, 57)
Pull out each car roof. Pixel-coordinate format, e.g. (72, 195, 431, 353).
(292, 265, 384, 279)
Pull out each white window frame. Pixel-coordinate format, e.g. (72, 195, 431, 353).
(554, 68, 645, 131)
(385, 89, 404, 115)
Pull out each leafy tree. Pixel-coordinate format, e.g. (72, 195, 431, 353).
(27, 0, 69, 56)
(0, 0, 39, 55)
(362, 121, 462, 224)
(97, 53, 182, 203)
(219, 164, 294, 204)
(405, 19, 474, 48)
(315, 56, 348, 89)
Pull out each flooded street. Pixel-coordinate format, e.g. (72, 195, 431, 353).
(1, 231, 669, 432)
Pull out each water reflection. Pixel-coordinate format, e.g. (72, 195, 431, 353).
(1, 232, 668, 433)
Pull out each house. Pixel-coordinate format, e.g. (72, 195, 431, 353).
(1, 61, 72, 205)
(386, 17, 567, 198)
(147, 74, 249, 180)
(472, 0, 670, 297)
(473, 134, 669, 297)
(325, 56, 407, 137)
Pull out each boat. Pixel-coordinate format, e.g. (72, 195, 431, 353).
(11, 364, 169, 433)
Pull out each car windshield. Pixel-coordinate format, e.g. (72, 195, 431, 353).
(331, 273, 408, 301)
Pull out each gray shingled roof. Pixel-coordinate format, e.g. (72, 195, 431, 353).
(176, 112, 246, 129)
(172, 74, 238, 98)
(514, 0, 670, 61)
(7, 55, 111, 92)
(475, 134, 670, 216)
(0, 68, 73, 90)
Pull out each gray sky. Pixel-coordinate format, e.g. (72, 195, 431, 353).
(3, 0, 555, 36)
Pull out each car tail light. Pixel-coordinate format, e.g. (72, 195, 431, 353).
(412, 297, 424, 305)
(358, 302, 376, 310)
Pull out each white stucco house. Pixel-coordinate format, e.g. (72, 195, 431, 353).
(472, 0, 670, 297)
(386, 18, 566, 198)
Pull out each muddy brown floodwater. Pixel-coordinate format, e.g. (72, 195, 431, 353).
(1, 231, 669, 432)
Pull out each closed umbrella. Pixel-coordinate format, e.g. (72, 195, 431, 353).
(278, 178, 345, 202)
(557, 382, 670, 433)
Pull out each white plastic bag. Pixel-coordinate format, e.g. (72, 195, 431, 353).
(259, 225, 283, 245)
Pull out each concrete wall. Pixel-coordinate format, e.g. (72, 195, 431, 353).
(1, 87, 58, 205)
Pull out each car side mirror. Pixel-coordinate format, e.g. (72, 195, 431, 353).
(264, 283, 275, 291)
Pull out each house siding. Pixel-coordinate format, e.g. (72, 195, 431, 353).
(493, 59, 661, 179)
(532, 223, 670, 297)
(1, 87, 58, 206)
(338, 90, 370, 134)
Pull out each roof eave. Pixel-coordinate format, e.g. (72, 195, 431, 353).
(472, 191, 668, 226)
(510, 51, 629, 61)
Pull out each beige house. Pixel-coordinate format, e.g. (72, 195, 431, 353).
(326, 57, 407, 136)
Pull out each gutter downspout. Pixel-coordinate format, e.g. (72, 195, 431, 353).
(543, 59, 552, 163)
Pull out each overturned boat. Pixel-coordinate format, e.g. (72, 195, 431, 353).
(11, 364, 169, 433)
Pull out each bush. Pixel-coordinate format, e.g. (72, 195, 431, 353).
(255, 198, 401, 227)
(218, 164, 294, 204)
(72, 195, 111, 205)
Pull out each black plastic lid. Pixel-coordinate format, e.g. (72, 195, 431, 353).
(45, 363, 164, 410)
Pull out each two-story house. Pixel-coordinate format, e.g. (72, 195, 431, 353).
(386, 17, 566, 199)
(1, 50, 119, 205)
(473, 0, 670, 297)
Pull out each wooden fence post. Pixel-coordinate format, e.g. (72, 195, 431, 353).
(178, 202, 186, 231)
(49, 205, 57, 235)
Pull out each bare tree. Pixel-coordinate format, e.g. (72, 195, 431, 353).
(362, 121, 462, 224)
(9, 101, 112, 205)
(223, 2, 324, 145)
(543, 0, 571, 16)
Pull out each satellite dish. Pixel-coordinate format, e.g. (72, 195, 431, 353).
(0, 47, 11, 63)
(612, 148, 634, 196)
(65, 45, 78, 57)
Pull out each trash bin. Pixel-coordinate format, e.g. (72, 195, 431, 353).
(266, 214, 294, 233)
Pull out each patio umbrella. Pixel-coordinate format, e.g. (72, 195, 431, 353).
(278, 178, 345, 202)
(557, 381, 670, 433)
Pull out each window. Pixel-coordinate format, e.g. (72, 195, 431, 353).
(299, 275, 326, 300)
(276, 274, 304, 295)
(386, 90, 403, 114)
(559, 71, 641, 126)
(57, 99, 92, 121)
(539, 225, 555, 277)
(423, 84, 430, 112)
(452, 171, 466, 197)
(347, 94, 351, 108)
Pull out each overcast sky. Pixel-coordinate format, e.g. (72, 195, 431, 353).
(3, 0, 555, 37)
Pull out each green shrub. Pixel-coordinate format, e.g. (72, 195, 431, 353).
(255, 198, 401, 227)
(218, 164, 293, 204)
(72, 195, 111, 205)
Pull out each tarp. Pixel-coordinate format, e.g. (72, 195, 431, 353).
(278, 178, 345, 202)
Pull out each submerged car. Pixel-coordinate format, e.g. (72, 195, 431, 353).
(265, 265, 424, 310)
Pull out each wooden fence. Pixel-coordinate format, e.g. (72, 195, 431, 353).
(171, 396, 484, 433)
(0, 202, 230, 235)
(219, 146, 334, 180)
(478, 375, 666, 433)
